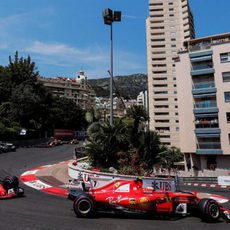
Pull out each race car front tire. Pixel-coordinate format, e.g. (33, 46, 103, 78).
(73, 193, 95, 218)
(198, 198, 220, 222)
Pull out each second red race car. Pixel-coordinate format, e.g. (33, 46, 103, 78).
(0, 176, 24, 199)
(68, 177, 230, 222)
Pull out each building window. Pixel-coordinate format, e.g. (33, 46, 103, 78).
(153, 84, 168, 87)
(169, 8, 174, 11)
(152, 64, 167, 67)
(150, 3, 163, 6)
(176, 127, 179, 131)
(151, 26, 165, 30)
(229, 134, 230, 144)
(151, 45, 165, 48)
(153, 71, 167, 74)
(154, 105, 169, 108)
(152, 57, 166, 61)
(155, 120, 170, 123)
(227, 112, 230, 123)
(169, 2, 173, 5)
(151, 32, 165, 36)
(150, 8, 163, 12)
(224, 92, 230, 102)
(154, 98, 168, 101)
(220, 52, 230, 63)
(155, 112, 169, 116)
(154, 91, 168, 94)
(151, 14, 164, 18)
(222, 72, 230, 82)
(171, 32, 176, 37)
(169, 14, 174, 17)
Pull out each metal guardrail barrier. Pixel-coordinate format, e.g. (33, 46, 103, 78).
(179, 177, 218, 184)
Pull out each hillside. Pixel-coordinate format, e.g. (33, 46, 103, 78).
(89, 74, 147, 99)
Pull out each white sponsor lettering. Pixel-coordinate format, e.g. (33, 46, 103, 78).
(24, 180, 52, 190)
(218, 176, 230, 186)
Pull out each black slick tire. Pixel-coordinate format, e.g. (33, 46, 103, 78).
(73, 193, 95, 218)
(198, 198, 220, 222)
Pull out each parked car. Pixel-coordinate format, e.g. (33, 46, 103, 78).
(0, 142, 16, 153)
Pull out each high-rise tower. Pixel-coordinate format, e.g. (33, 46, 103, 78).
(146, 0, 195, 147)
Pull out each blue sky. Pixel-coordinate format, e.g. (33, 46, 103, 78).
(0, 0, 229, 79)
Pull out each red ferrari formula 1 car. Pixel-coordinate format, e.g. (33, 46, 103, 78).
(69, 178, 230, 222)
(0, 176, 24, 199)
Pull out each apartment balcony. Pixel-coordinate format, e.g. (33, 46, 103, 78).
(196, 142, 222, 155)
(195, 128, 220, 135)
(189, 50, 213, 59)
(192, 82, 216, 95)
(187, 34, 230, 53)
(191, 68, 215, 76)
(195, 121, 219, 129)
(196, 134, 222, 154)
(193, 101, 218, 114)
(196, 149, 223, 155)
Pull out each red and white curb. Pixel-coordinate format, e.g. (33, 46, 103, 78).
(183, 182, 230, 189)
(20, 162, 69, 198)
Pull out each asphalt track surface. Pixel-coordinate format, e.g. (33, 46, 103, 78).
(0, 145, 230, 230)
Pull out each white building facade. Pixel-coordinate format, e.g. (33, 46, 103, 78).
(176, 33, 230, 175)
(146, 0, 195, 147)
(137, 91, 148, 111)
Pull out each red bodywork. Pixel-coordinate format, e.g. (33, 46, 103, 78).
(0, 184, 23, 199)
(79, 179, 230, 219)
(87, 179, 197, 214)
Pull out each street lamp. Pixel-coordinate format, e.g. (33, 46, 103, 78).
(103, 8, 121, 126)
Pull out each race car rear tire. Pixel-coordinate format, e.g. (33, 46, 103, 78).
(198, 198, 220, 222)
(73, 193, 95, 218)
(2, 176, 19, 190)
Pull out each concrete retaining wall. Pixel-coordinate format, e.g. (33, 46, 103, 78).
(68, 160, 177, 192)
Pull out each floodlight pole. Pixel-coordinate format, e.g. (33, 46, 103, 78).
(109, 22, 113, 126)
(103, 8, 121, 126)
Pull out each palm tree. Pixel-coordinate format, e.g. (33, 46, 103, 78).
(86, 118, 129, 167)
(156, 146, 183, 173)
(126, 105, 148, 147)
(138, 130, 161, 171)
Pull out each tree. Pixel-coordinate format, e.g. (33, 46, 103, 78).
(126, 105, 148, 147)
(156, 146, 183, 173)
(86, 119, 129, 167)
(46, 96, 87, 131)
(139, 130, 161, 171)
(0, 52, 87, 139)
(6, 51, 39, 85)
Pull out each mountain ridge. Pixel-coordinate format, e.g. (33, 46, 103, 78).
(88, 73, 147, 99)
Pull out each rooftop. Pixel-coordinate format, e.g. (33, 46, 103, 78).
(182, 32, 230, 52)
